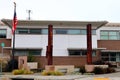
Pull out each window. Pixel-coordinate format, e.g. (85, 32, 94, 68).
(16, 28, 96, 35)
(100, 30, 119, 40)
(100, 31, 109, 40)
(67, 30, 81, 34)
(92, 51, 96, 56)
(14, 50, 41, 56)
(28, 50, 41, 55)
(30, 29, 41, 34)
(92, 30, 96, 35)
(109, 31, 118, 40)
(0, 29, 7, 38)
(55, 29, 67, 34)
(16, 28, 41, 34)
(101, 52, 120, 62)
(41, 29, 48, 34)
(69, 50, 96, 56)
(81, 30, 86, 35)
(16, 28, 29, 34)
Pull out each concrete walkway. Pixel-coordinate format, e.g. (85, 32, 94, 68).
(0, 69, 120, 80)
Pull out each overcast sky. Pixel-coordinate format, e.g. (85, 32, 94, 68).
(1, 0, 120, 22)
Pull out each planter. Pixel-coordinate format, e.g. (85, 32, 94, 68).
(27, 62, 38, 69)
(85, 65, 94, 72)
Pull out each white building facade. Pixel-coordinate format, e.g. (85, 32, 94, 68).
(4, 19, 120, 68)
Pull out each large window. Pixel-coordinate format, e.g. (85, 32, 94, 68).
(0, 29, 7, 38)
(101, 52, 120, 62)
(14, 50, 41, 56)
(16, 28, 41, 34)
(16, 28, 96, 35)
(30, 29, 41, 34)
(69, 50, 96, 56)
(100, 30, 119, 40)
(55, 29, 67, 34)
(67, 29, 80, 34)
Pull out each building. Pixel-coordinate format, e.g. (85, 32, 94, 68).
(2, 19, 119, 68)
(97, 23, 120, 63)
(0, 21, 11, 60)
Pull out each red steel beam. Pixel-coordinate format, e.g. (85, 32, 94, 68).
(46, 24, 53, 65)
(87, 24, 92, 64)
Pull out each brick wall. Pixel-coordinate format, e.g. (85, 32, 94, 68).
(98, 40, 120, 50)
(35, 56, 100, 68)
(0, 39, 11, 55)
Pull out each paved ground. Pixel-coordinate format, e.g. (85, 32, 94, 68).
(0, 68, 120, 80)
(1, 72, 119, 80)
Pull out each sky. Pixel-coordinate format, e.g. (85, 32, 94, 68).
(1, 0, 120, 22)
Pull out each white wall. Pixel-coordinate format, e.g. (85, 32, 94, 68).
(14, 34, 97, 56)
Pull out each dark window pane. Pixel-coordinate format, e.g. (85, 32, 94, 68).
(0, 29, 6, 38)
(30, 29, 41, 34)
(69, 50, 80, 55)
(16, 29, 28, 34)
(15, 50, 41, 56)
(55, 29, 67, 34)
(29, 50, 41, 55)
(81, 51, 87, 56)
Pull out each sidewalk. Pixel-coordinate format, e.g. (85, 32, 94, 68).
(0, 71, 120, 80)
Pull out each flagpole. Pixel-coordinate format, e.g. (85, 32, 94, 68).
(12, 31, 15, 70)
(11, 2, 17, 70)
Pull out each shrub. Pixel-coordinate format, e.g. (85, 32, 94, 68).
(93, 67, 105, 74)
(93, 60, 105, 65)
(93, 67, 116, 74)
(79, 66, 86, 74)
(12, 69, 34, 75)
(5, 59, 18, 72)
(106, 68, 116, 73)
(0, 60, 8, 72)
(27, 54, 35, 62)
(41, 70, 63, 76)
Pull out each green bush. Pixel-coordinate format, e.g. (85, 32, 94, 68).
(93, 67, 105, 74)
(93, 67, 116, 74)
(27, 54, 35, 62)
(106, 68, 116, 73)
(5, 59, 18, 72)
(41, 70, 63, 76)
(0, 60, 8, 72)
(12, 69, 34, 75)
(79, 66, 86, 74)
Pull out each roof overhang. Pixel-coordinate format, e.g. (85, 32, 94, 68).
(1, 19, 108, 29)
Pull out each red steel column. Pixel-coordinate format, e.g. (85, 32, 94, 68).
(87, 24, 92, 64)
(46, 24, 53, 65)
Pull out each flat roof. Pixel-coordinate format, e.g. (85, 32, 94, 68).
(1, 19, 108, 29)
(104, 23, 120, 27)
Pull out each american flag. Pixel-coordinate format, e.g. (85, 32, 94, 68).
(12, 2, 18, 34)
